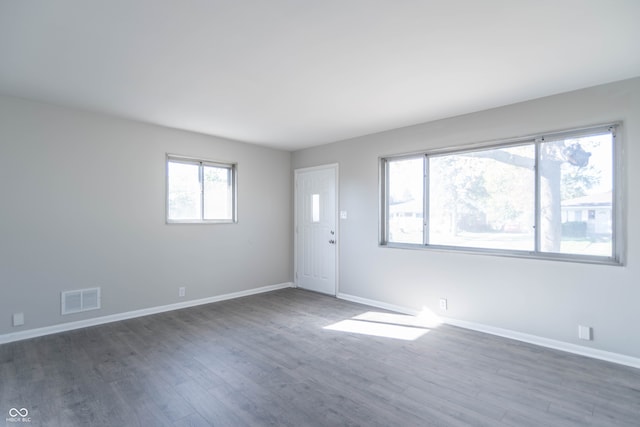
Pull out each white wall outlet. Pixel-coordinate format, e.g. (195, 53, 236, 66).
(340, 211, 348, 219)
(578, 325, 593, 341)
(439, 298, 448, 311)
(12, 312, 24, 327)
(179, 287, 186, 297)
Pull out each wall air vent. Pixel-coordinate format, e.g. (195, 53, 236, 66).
(61, 287, 101, 315)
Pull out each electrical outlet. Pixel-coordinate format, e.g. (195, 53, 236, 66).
(439, 298, 448, 311)
(578, 325, 592, 341)
(13, 312, 24, 327)
(179, 287, 186, 297)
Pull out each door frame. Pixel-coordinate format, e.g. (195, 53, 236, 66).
(294, 163, 339, 296)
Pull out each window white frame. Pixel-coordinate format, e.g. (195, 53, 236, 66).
(379, 124, 623, 265)
(166, 154, 237, 224)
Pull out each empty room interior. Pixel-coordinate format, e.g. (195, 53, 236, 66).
(2, 1, 640, 426)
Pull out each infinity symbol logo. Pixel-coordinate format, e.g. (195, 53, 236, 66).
(8, 408, 28, 417)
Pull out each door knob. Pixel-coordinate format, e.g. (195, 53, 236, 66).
(329, 239, 336, 244)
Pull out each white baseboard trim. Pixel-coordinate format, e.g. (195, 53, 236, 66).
(0, 282, 294, 345)
(337, 292, 640, 370)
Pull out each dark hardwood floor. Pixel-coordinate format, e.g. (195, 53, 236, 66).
(1, 288, 639, 426)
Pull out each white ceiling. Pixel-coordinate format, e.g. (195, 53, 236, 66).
(1, 1, 639, 151)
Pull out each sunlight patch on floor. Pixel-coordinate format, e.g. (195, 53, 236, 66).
(323, 309, 441, 341)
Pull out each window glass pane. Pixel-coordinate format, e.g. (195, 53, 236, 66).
(203, 165, 233, 220)
(429, 145, 535, 250)
(168, 161, 201, 220)
(388, 157, 424, 244)
(312, 194, 320, 223)
(539, 132, 613, 256)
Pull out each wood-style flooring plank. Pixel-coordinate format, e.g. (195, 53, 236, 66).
(1, 288, 639, 426)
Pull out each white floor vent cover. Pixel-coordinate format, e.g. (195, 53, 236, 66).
(61, 287, 101, 315)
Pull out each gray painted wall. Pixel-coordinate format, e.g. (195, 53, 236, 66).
(292, 77, 640, 358)
(0, 95, 292, 336)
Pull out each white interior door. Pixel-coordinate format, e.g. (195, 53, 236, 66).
(295, 165, 337, 295)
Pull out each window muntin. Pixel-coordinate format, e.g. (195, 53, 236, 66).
(167, 155, 236, 223)
(381, 125, 619, 264)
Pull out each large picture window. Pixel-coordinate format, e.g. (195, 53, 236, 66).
(380, 125, 621, 264)
(166, 155, 236, 223)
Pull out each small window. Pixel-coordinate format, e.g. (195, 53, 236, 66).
(380, 124, 621, 264)
(312, 194, 321, 223)
(166, 155, 236, 223)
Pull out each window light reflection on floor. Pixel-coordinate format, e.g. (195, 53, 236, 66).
(323, 308, 442, 341)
